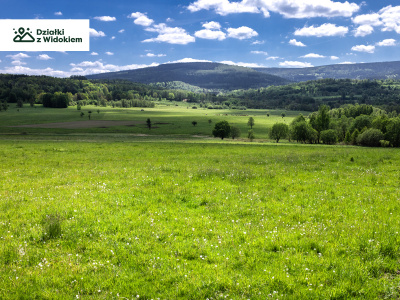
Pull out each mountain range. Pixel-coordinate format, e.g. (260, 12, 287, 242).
(86, 61, 400, 91)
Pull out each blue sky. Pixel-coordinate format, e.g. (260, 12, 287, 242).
(0, 0, 400, 77)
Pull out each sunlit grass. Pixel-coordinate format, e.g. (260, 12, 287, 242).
(0, 140, 399, 299)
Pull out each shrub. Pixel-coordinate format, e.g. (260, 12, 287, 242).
(357, 128, 384, 147)
(320, 129, 338, 145)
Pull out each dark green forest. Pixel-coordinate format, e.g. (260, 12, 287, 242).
(2, 74, 400, 114)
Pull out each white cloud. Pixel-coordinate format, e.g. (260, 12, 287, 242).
(89, 28, 106, 37)
(227, 26, 258, 40)
(166, 18, 174, 22)
(129, 12, 154, 27)
(0, 61, 160, 77)
(279, 61, 314, 68)
(352, 6, 400, 34)
(251, 40, 265, 45)
(354, 25, 374, 37)
(7, 53, 30, 60)
(166, 58, 212, 63)
(111, 36, 116, 40)
(11, 60, 26, 66)
(295, 23, 348, 37)
(219, 60, 266, 68)
(266, 56, 280, 60)
(289, 39, 306, 47)
(143, 23, 195, 44)
(376, 39, 396, 46)
(195, 20, 226, 42)
(300, 53, 325, 58)
(187, 0, 260, 16)
(203, 21, 222, 30)
(338, 61, 355, 64)
(105, 52, 114, 56)
(37, 54, 53, 60)
(69, 60, 159, 75)
(94, 16, 116, 22)
(251, 51, 268, 55)
(187, 0, 360, 18)
(142, 53, 166, 57)
(54, 11, 62, 16)
(330, 56, 339, 60)
(91, 52, 99, 56)
(195, 29, 226, 40)
(351, 44, 375, 53)
(118, 29, 125, 33)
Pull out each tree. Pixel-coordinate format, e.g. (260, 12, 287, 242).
(310, 105, 330, 143)
(281, 113, 286, 118)
(247, 117, 255, 129)
(230, 126, 241, 139)
(270, 123, 289, 143)
(88, 111, 92, 120)
(146, 118, 152, 130)
(208, 119, 212, 125)
(248, 130, 255, 142)
(192, 121, 197, 126)
(386, 117, 400, 147)
(357, 128, 384, 147)
(320, 129, 338, 145)
(212, 121, 230, 140)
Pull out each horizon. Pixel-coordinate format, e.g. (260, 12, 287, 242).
(0, 0, 399, 77)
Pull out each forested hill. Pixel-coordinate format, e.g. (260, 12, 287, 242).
(254, 61, 400, 82)
(86, 62, 290, 91)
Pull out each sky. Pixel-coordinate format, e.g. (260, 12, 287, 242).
(0, 0, 400, 77)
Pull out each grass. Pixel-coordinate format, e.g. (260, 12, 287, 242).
(0, 105, 399, 299)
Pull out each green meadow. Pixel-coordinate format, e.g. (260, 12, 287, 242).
(0, 104, 399, 299)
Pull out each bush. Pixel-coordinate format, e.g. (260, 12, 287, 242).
(320, 129, 338, 145)
(356, 128, 384, 147)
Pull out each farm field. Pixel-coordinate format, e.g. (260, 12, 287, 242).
(0, 105, 400, 299)
(0, 104, 302, 140)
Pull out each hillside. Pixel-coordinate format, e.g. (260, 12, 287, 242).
(254, 61, 400, 82)
(86, 62, 290, 90)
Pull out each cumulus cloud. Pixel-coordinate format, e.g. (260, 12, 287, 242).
(203, 21, 222, 30)
(142, 53, 166, 57)
(338, 61, 355, 64)
(37, 54, 53, 60)
(129, 12, 154, 27)
(294, 23, 348, 37)
(376, 38, 396, 46)
(7, 53, 30, 60)
(227, 26, 258, 39)
(352, 5, 400, 34)
(105, 52, 114, 55)
(331, 56, 339, 60)
(351, 44, 375, 53)
(69, 60, 159, 76)
(251, 51, 268, 55)
(195, 29, 226, 40)
(94, 16, 116, 22)
(187, 0, 360, 18)
(195, 22, 226, 40)
(279, 61, 314, 68)
(118, 29, 125, 33)
(90, 28, 106, 37)
(300, 53, 325, 58)
(266, 56, 280, 60)
(11, 60, 26, 66)
(143, 23, 195, 44)
(251, 40, 265, 45)
(166, 58, 212, 63)
(289, 39, 306, 47)
(219, 60, 266, 68)
(354, 25, 374, 37)
(54, 11, 62, 16)
(91, 52, 99, 56)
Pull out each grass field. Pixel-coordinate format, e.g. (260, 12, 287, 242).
(0, 105, 399, 299)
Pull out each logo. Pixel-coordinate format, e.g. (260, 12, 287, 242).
(13, 27, 35, 42)
(0, 20, 89, 51)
